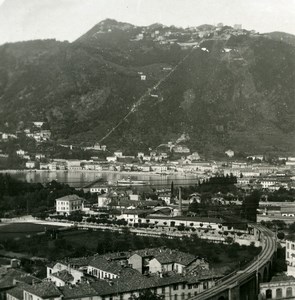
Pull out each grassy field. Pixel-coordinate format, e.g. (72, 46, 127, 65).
(0, 223, 60, 241)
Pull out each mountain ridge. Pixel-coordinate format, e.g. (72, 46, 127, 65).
(0, 20, 295, 157)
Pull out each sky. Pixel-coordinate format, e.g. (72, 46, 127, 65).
(0, 0, 295, 45)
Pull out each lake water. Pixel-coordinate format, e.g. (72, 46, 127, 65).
(3, 170, 199, 189)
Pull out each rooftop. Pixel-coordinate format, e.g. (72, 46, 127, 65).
(51, 270, 74, 282)
(88, 257, 122, 275)
(24, 281, 62, 298)
(56, 194, 84, 202)
(60, 283, 98, 299)
(130, 247, 199, 266)
(0, 269, 40, 289)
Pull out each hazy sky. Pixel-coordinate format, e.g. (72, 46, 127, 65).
(0, 0, 295, 45)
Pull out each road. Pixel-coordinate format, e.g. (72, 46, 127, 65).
(191, 224, 276, 300)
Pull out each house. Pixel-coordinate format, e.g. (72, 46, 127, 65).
(33, 122, 44, 128)
(90, 185, 109, 194)
(173, 145, 190, 154)
(47, 262, 84, 286)
(158, 193, 171, 205)
(140, 75, 146, 80)
(137, 152, 144, 158)
(129, 194, 141, 201)
(66, 160, 82, 170)
(16, 150, 25, 157)
(55, 195, 83, 215)
(114, 151, 123, 157)
(87, 257, 121, 280)
(22, 281, 63, 300)
(128, 248, 209, 275)
(97, 195, 111, 208)
(25, 161, 36, 169)
(0, 269, 41, 300)
(40, 163, 50, 170)
(225, 150, 234, 158)
(35, 154, 45, 160)
(40, 130, 51, 140)
(106, 156, 117, 162)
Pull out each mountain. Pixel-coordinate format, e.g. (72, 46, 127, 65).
(264, 31, 295, 47)
(0, 20, 295, 157)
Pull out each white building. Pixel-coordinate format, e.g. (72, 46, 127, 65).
(25, 161, 36, 169)
(286, 238, 295, 276)
(97, 195, 111, 207)
(55, 195, 83, 215)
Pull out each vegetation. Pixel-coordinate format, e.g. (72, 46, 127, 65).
(0, 21, 295, 155)
(0, 174, 96, 217)
(1, 226, 261, 272)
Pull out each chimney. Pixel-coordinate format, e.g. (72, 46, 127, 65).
(178, 187, 182, 216)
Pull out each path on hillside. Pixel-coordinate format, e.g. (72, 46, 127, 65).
(98, 44, 199, 143)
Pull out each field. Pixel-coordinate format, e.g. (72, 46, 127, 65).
(0, 223, 60, 241)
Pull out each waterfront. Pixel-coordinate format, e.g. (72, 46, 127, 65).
(1, 170, 199, 188)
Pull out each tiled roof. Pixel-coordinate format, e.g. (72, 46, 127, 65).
(64, 256, 95, 268)
(55, 194, 84, 202)
(51, 270, 74, 282)
(270, 274, 295, 283)
(130, 247, 198, 266)
(88, 257, 122, 275)
(90, 268, 221, 296)
(24, 281, 62, 298)
(60, 283, 98, 299)
(0, 269, 40, 289)
(153, 250, 196, 266)
(6, 283, 28, 300)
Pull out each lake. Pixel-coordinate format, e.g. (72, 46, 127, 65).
(2, 170, 199, 188)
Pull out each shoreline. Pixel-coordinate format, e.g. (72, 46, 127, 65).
(0, 169, 198, 177)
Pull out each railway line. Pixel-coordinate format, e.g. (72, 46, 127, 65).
(192, 224, 276, 300)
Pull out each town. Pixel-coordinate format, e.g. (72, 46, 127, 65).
(1, 4, 295, 299)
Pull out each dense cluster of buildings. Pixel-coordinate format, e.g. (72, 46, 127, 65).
(0, 248, 221, 300)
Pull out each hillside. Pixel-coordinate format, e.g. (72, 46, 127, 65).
(0, 20, 295, 156)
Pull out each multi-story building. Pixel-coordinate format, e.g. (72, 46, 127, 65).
(55, 195, 83, 215)
(259, 274, 295, 299)
(286, 238, 295, 277)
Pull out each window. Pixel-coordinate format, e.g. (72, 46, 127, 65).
(173, 284, 179, 290)
(287, 287, 293, 297)
(188, 293, 191, 298)
(162, 287, 165, 294)
(287, 252, 290, 258)
(194, 292, 198, 296)
(174, 295, 178, 300)
(181, 293, 185, 300)
(287, 242, 290, 249)
(188, 284, 192, 289)
(119, 295, 123, 300)
(182, 284, 186, 289)
(276, 288, 282, 299)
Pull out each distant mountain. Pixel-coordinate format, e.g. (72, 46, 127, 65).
(0, 20, 295, 157)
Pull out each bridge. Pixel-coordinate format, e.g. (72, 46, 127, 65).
(191, 224, 276, 300)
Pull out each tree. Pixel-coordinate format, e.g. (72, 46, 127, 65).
(277, 232, 285, 240)
(242, 190, 261, 222)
